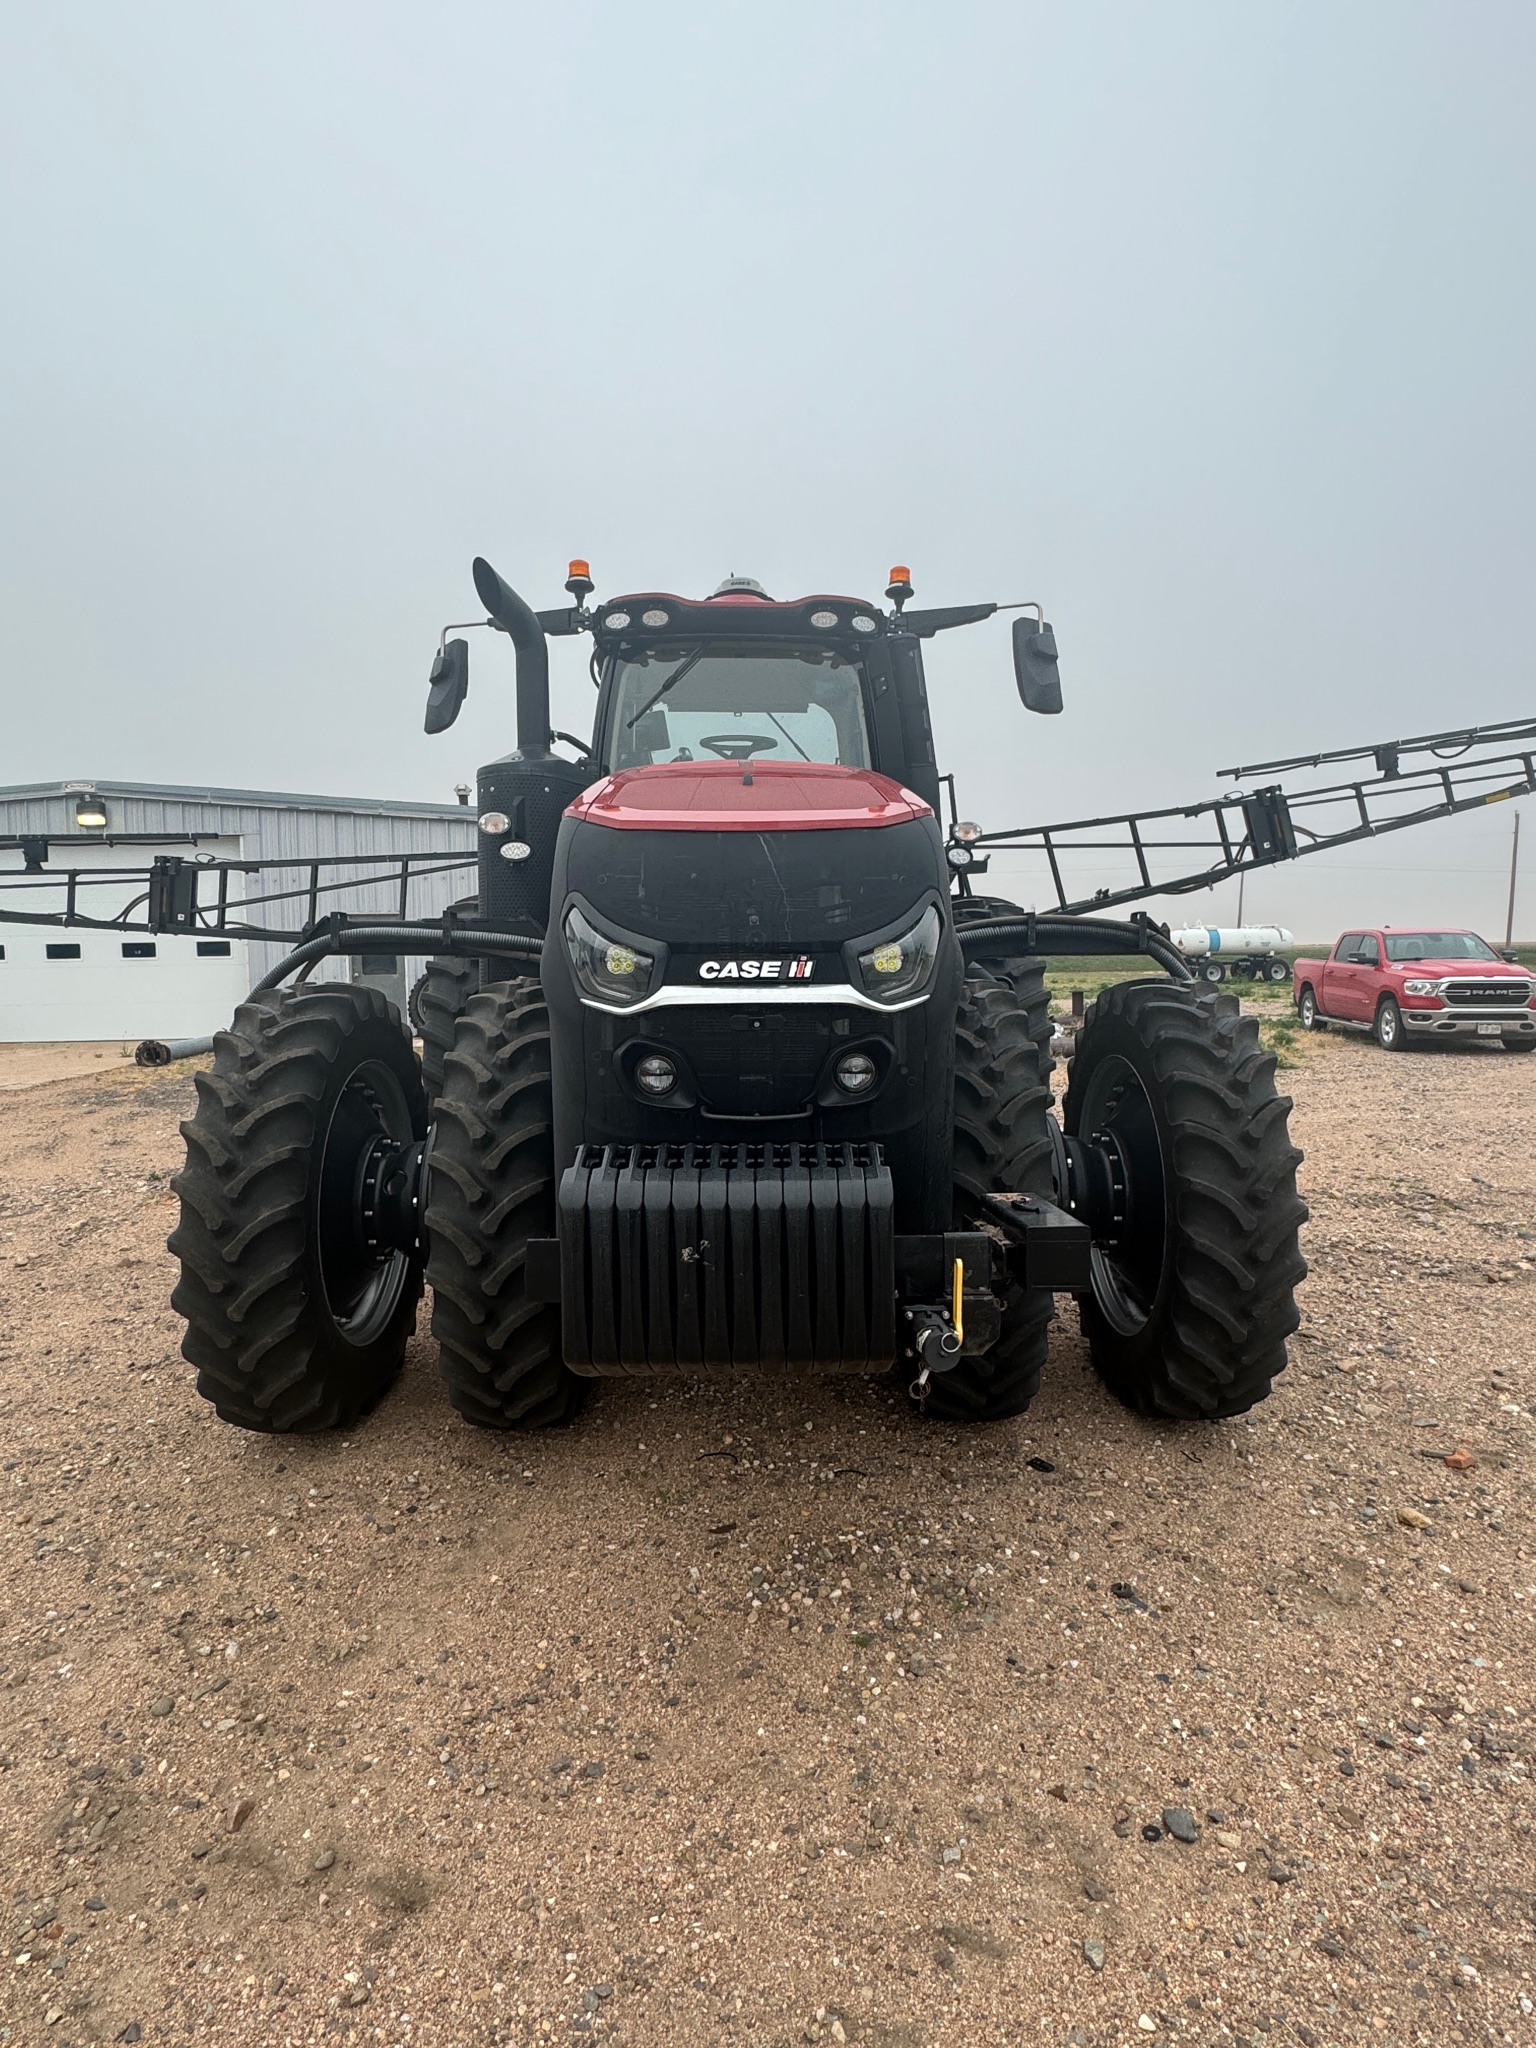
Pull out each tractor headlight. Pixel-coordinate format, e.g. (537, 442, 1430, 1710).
(563, 905, 659, 1007)
(852, 904, 943, 1006)
(1401, 979, 1437, 996)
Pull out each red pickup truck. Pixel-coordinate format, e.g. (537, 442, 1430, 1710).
(1292, 929, 1536, 1051)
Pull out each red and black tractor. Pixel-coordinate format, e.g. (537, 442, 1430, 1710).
(168, 559, 1307, 1431)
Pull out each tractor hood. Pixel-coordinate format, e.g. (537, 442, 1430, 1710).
(549, 760, 949, 953)
(565, 759, 931, 833)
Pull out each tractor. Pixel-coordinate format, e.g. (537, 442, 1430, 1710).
(168, 559, 1307, 1431)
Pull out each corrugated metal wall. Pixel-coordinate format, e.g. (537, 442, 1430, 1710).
(0, 781, 479, 990)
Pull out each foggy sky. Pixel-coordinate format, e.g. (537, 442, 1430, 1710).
(2, 1, 1532, 941)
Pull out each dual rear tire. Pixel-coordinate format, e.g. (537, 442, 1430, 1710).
(169, 985, 427, 1431)
(1065, 979, 1308, 1418)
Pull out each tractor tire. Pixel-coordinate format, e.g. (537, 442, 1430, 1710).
(915, 972, 1056, 1423)
(1374, 996, 1406, 1052)
(949, 893, 1054, 1063)
(411, 895, 483, 1105)
(169, 984, 427, 1432)
(417, 953, 483, 1104)
(425, 984, 585, 1429)
(1063, 978, 1307, 1420)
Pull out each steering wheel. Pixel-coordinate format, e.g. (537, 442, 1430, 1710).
(699, 734, 779, 761)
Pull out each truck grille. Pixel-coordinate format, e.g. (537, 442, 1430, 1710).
(1441, 979, 1531, 1008)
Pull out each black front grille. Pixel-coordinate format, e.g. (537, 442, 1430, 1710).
(654, 1007, 841, 1116)
(1442, 979, 1532, 1008)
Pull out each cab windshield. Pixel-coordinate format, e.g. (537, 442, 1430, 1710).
(604, 644, 871, 772)
(1384, 931, 1500, 962)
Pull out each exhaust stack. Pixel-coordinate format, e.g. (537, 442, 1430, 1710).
(472, 556, 552, 756)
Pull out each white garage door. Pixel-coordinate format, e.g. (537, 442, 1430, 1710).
(0, 839, 250, 1043)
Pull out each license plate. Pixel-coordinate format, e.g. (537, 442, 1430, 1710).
(1477, 1021, 1502, 1036)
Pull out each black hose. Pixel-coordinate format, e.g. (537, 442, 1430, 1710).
(251, 923, 543, 996)
(957, 914, 1194, 983)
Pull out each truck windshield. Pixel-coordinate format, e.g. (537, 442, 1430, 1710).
(604, 645, 871, 773)
(1384, 932, 1500, 962)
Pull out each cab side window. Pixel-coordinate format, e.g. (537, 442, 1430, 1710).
(1335, 934, 1362, 962)
(1356, 935, 1380, 968)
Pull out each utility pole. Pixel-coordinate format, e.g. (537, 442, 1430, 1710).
(1506, 809, 1522, 949)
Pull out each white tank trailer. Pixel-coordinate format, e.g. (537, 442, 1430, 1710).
(1170, 926, 1294, 984)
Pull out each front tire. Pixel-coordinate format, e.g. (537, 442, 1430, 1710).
(1375, 997, 1405, 1051)
(1064, 978, 1307, 1419)
(169, 985, 426, 1431)
(915, 972, 1055, 1423)
(425, 985, 585, 1429)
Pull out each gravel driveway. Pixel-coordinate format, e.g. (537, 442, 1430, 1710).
(1, 1023, 1532, 2048)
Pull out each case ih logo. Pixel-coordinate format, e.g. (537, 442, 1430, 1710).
(698, 957, 814, 981)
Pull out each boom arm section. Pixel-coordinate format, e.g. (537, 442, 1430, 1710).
(970, 716, 1536, 915)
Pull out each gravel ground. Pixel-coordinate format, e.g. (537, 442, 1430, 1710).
(1, 1022, 1533, 2048)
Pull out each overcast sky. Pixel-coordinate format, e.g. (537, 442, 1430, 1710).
(2, 1, 1532, 940)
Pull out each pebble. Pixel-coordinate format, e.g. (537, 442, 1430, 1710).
(1138, 2017, 1157, 2034)
(312, 1849, 336, 1872)
(1141, 1824, 1163, 1842)
(148, 1697, 175, 1718)
(1214, 1831, 1241, 1850)
(1082, 1878, 1111, 1901)
(227, 1797, 255, 1833)
(1162, 1806, 1199, 1844)
(1268, 1862, 1295, 1885)
(1082, 1938, 1106, 1971)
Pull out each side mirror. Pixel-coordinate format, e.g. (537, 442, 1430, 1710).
(424, 638, 469, 734)
(1012, 616, 1063, 715)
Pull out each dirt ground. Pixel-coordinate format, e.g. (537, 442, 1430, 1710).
(1, 1020, 1534, 2048)
(0, 1045, 138, 1092)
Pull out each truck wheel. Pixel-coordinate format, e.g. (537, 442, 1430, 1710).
(1063, 979, 1307, 1419)
(917, 974, 1055, 1423)
(1267, 960, 1290, 984)
(169, 985, 427, 1431)
(1374, 996, 1405, 1052)
(1201, 962, 1224, 983)
(425, 984, 585, 1429)
(1297, 985, 1322, 1030)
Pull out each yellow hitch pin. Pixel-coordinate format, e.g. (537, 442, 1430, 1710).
(951, 1256, 964, 1346)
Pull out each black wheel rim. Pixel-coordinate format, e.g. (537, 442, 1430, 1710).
(1077, 1052, 1168, 1338)
(316, 1058, 414, 1347)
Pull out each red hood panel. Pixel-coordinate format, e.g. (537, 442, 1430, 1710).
(566, 760, 932, 832)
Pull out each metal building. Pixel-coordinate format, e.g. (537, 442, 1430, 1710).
(0, 779, 477, 1043)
